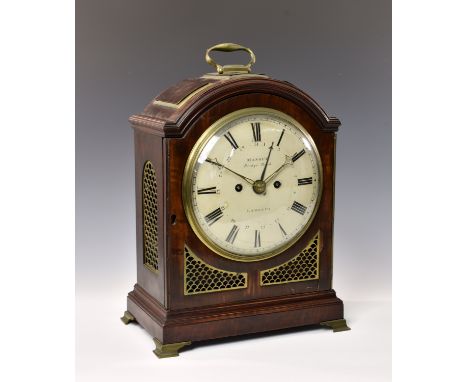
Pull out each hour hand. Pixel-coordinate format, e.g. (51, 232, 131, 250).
(205, 158, 255, 185)
(263, 155, 293, 185)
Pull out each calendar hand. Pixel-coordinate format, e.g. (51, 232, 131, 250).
(205, 158, 255, 185)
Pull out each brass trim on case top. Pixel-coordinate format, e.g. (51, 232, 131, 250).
(182, 107, 324, 262)
(153, 82, 215, 109)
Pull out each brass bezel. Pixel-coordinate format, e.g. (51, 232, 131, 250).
(182, 107, 323, 262)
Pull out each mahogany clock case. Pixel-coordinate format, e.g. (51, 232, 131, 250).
(125, 75, 347, 348)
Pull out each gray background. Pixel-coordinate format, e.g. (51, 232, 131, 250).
(76, 0, 391, 380)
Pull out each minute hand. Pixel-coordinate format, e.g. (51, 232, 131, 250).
(264, 155, 294, 185)
(260, 142, 274, 181)
(205, 158, 255, 185)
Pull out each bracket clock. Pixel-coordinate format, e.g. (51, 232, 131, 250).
(122, 43, 350, 358)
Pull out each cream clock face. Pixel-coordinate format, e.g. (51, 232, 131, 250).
(183, 108, 322, 261)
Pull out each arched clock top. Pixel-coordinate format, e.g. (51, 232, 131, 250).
(129, 76, 341, 137)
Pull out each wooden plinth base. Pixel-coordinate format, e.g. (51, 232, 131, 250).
(123, 284, 348, 357)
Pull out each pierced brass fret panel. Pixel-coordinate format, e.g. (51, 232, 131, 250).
(143, 161, 159, 273)
(260, 232, 320, 286)
(184, 246, 247, 295)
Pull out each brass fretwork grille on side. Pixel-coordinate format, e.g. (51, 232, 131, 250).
(184, 246, 247, 295)
(143, 161, 159, 273)
(260, 232, 320, 286)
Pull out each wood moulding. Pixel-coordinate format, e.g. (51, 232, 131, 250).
(129, 76, 341, 136)
(126, 284, 344, 344)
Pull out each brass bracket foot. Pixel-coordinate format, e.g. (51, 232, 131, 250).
(153, 339, 192, 358)
(120, 311, 136, 325)
(320, 319, 351, 332)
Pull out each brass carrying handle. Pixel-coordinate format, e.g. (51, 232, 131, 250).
(205, 43, 256, 74)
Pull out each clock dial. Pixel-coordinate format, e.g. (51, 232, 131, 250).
(183, 108, 322, 261)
